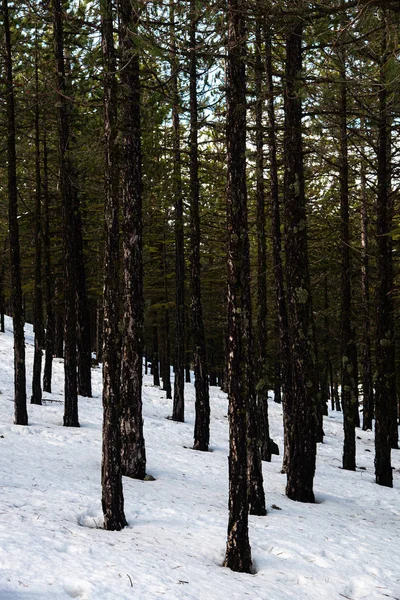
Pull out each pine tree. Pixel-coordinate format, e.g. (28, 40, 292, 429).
(101, 0, 127, 530)
(3, 0, 27, 426)
(119, 0, 146, 480)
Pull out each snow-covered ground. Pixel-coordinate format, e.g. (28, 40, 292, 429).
(0, 314, 399, 600)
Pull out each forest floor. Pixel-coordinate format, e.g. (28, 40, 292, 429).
(0, 315, 399, 600)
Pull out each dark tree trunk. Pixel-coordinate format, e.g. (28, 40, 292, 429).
(119, 0, 146, 479)
(333, 371, 341, 412)
(387, 127, 398, 450)
(375, 19, 393, 487)
(283, 20, 316, 502)
(310, 295, 324, 443)
(355, 150, 369, 433)
(171, 1, 185, 422)
(162, 235, 172, 400)
(255, 15, 270, 463)
(189, 0, 210, 451)
(322, 276, 331, 417)
(0, 240, 6, 334)
(350, 327, 360, 428)
(53, 0, 79, 427)
(54, 301, 64, 358)
(42, 119, 54, 393)
(3, 0, 27, 425)
(96, 302, 103, 363)
(265, 23, 291, 471)
(152, 324, 160, 387)
(101, 0, 127, 531)
(338, 56, 356, 470)
(329, 360, 335, 411)
(31, 45, 44, 406)
(224, 0, 260, 574)
(75, 199, 92, 398)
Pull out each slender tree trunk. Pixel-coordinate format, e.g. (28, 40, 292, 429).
(171, 0, 185, 422)
(54, 299, 64, 358)
(255, 14, 270, 463)
(75, 199, 92, 398)
(0, 240, 6, 333)
(387, 126, 398, 450)
(53, 0, 79, 427)
(119, 0, 146, 479)
(283, 19, 316, 502)
(334, 371, 341, 412)
(101, 0, 127, 530)
(152, 323, 160, 387)
(265, 23, 291, 471)
(31, 44, 44, 406)
(96, 301, 103, 363)
(338, 55, 356, 470)
(322, 275, 331, 416)
(42, 119, 54, 393)
(375, 17, 393, 487)
(3, 0, 27, 425)
(162, 235, 172, 400)
(189, 0, 210, 451)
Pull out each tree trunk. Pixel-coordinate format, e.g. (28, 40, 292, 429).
(265, 23, 291, 471)
(0, 240, 6, 334)
(162, 235, 172, 400)
(255, 14, 270, 463)
(75, 198, 92, 398)
(54, 299, 64, 359)
(3, 0, 28, 425)
(31, 44, 44, 406)
(338, 55, 357, 470)
(171, 0, 185, 422)
(42, 118, 54, 393)
(387, 125, 398, 450)
(224, 0, 258, 574)
(283, 19, 316, 502)
(53, 0, 79, 427)
(119, 0, 146, 479)
(375, 17, 393, 487)
(152, 323, 160, 387)
(189, 0, 210, 451)
(101, 0, 127, 530)
(96, 302, 103, 363)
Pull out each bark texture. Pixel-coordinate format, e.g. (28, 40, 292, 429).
(101, 0, 127, 530)
(338, 56, 357, 470)
(224, 0, 259, 573)
(255, 15, 270, 463)
(119, 0, 146, 480)
(283, 19, 316, 502)
(375, 19, 393, 487)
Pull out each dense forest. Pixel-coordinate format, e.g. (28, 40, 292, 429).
(0, 0, 399, 575)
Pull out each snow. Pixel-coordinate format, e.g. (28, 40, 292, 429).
(0, 314, 399, 600)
